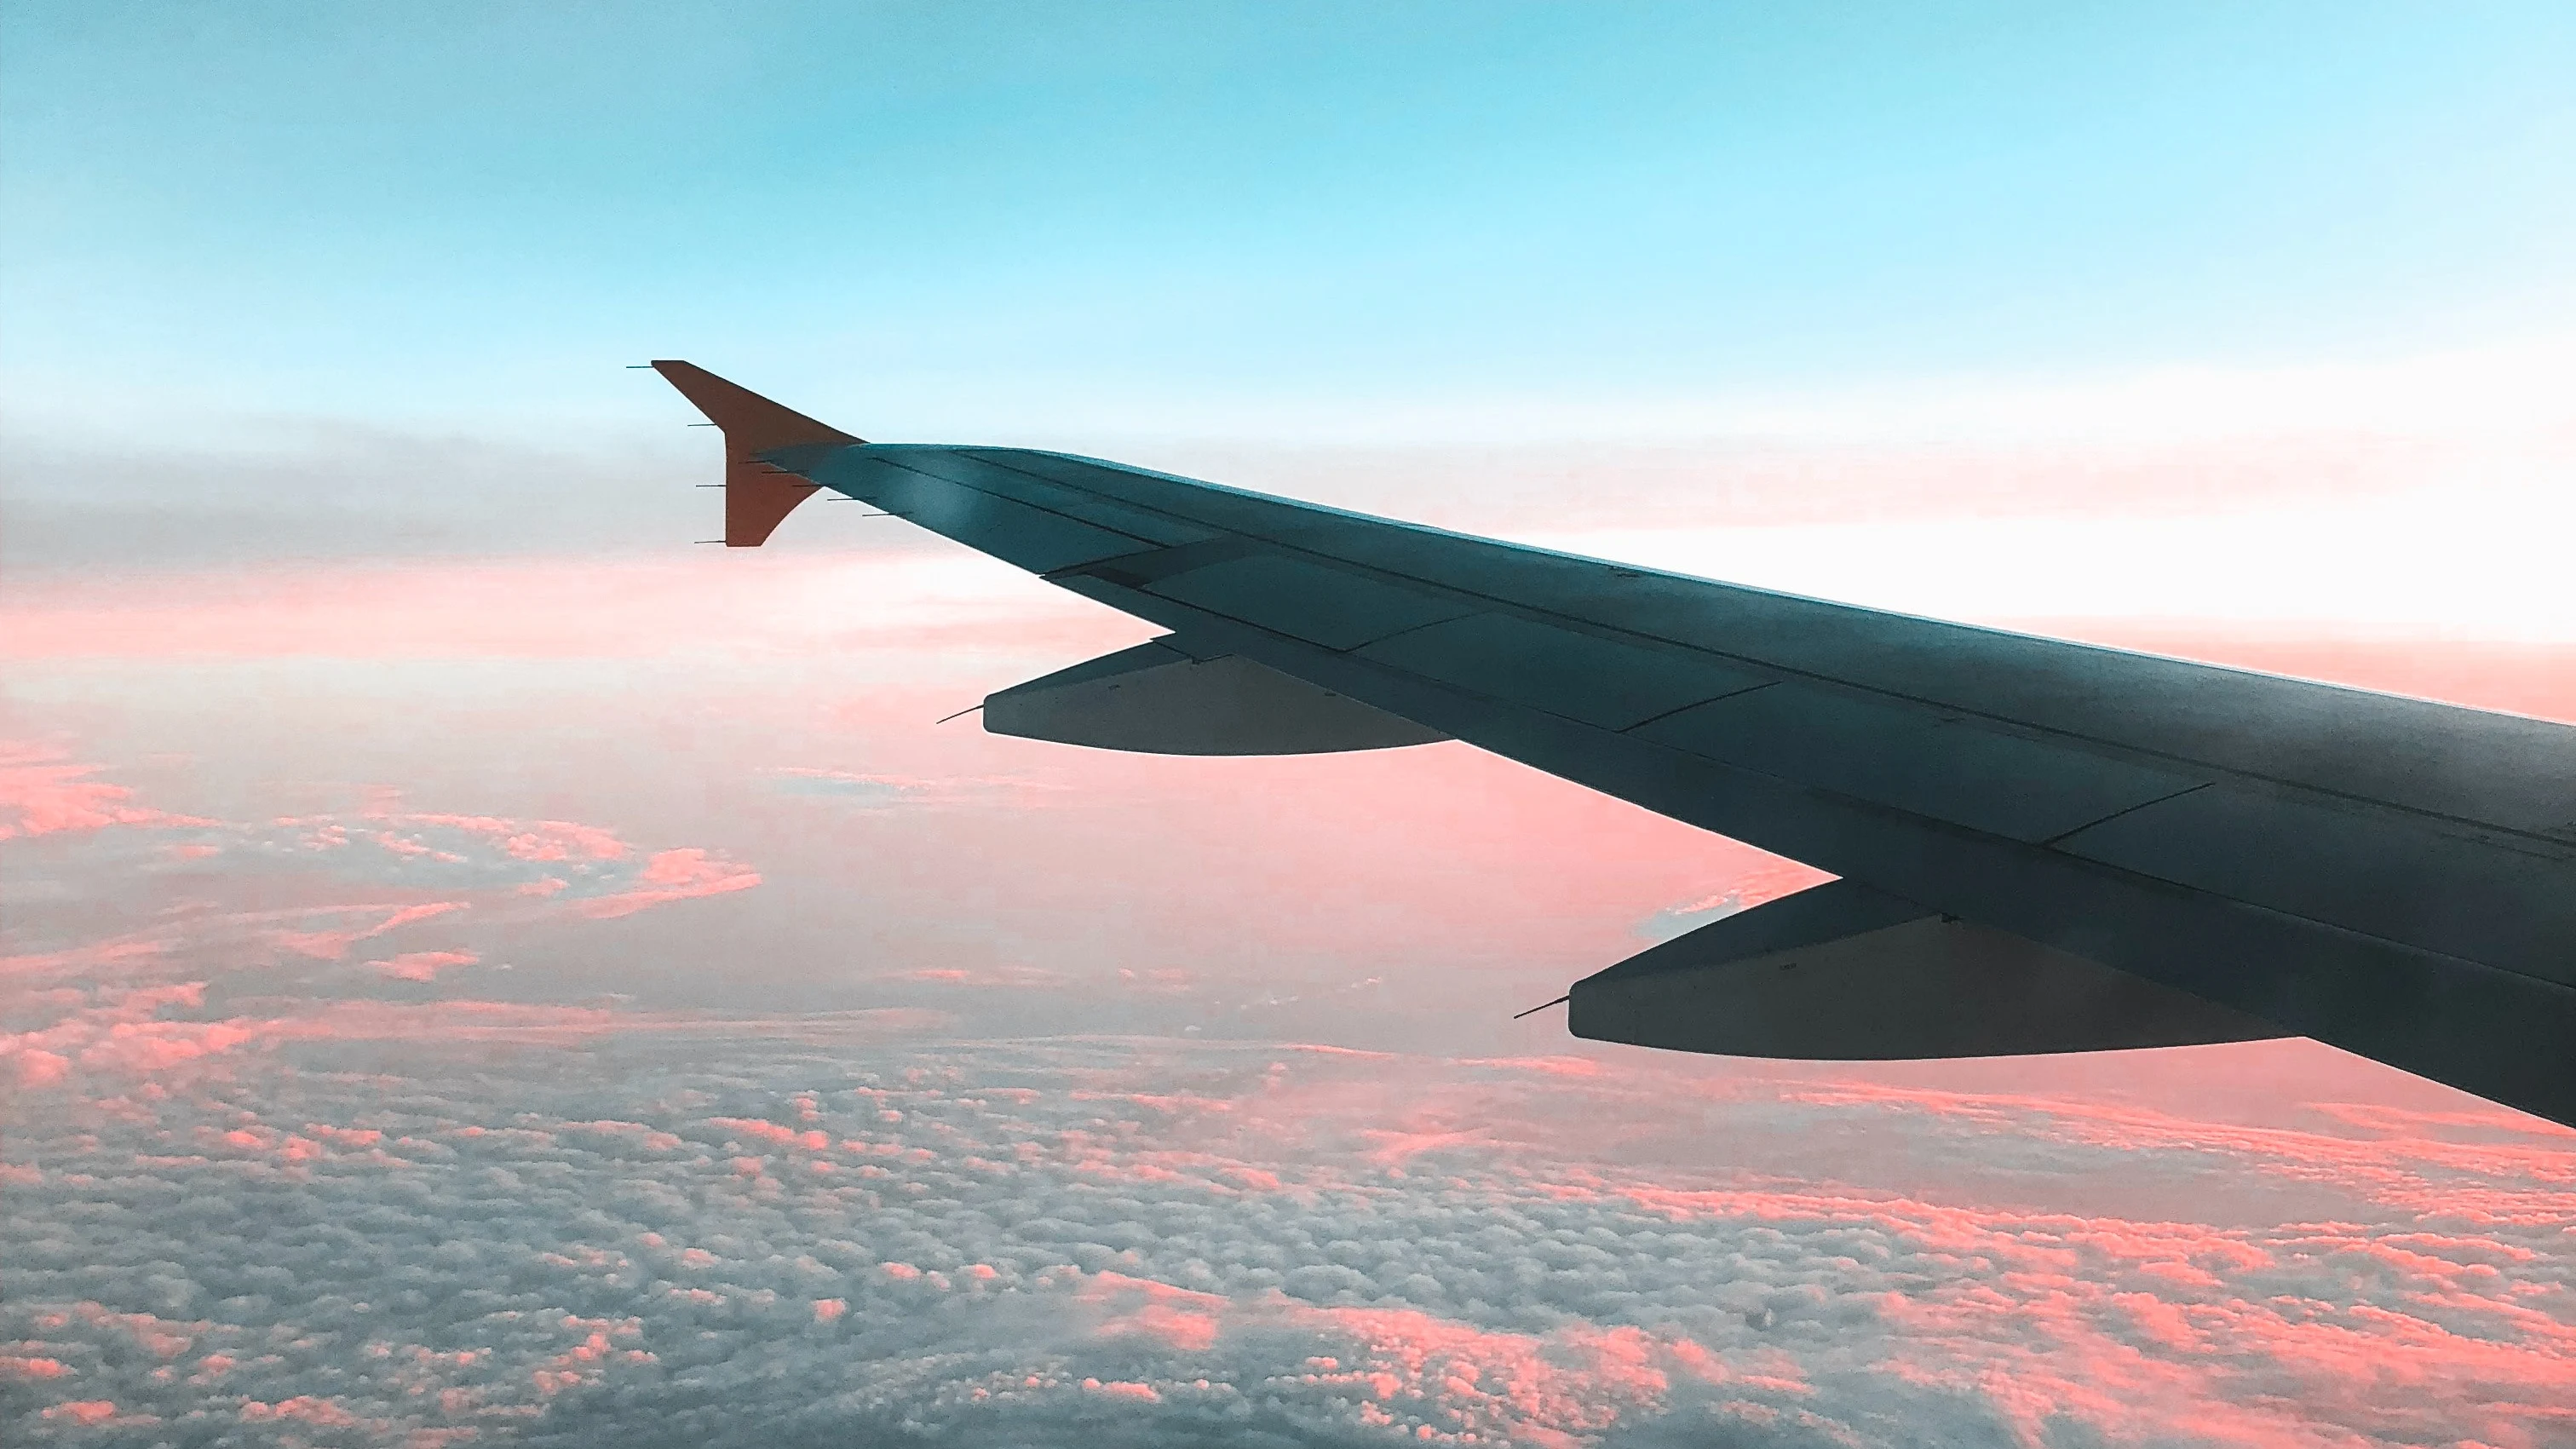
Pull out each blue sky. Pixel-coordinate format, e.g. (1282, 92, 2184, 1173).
(5, 1, 2572, 442)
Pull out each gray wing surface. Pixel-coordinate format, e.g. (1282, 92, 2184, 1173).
(657, 363, 2576, 1128)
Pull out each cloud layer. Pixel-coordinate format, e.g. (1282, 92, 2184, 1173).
(5, 1021, 2572, 1448)
(8, 613, 2576, 1448)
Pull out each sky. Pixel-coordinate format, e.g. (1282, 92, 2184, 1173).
(4, 3, 2575, 1445)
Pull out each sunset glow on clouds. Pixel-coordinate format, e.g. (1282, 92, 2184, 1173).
(4, 1008, 2572, 1445)
(9, 3, 2576, 1442)
(10, 319, 2576, 1449)
(7, 539, 2575, 1444)
(9, 399, 2576, 1446)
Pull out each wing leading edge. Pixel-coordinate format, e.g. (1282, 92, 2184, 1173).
(652, 362, 2576, 1129)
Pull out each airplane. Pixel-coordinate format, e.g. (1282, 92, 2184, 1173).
(647, 360, 2576, 1130)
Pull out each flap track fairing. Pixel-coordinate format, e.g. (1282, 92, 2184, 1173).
(985, 641, 1450, 756)
(1570, 879, 2286, 1060)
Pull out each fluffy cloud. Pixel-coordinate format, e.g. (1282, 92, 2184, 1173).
(9, 653, 2576, 1449)
(570, 849, 760, 920)
(371, 950, 482, 982)
(2, 788, 759, 975)
(4, 1022, 2570, 1447)
(0, 746, 765, 1093)
(226, 810, 762, 919)
(0, 742, 210, 842)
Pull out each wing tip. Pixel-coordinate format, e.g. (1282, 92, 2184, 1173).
(649, 360, 863, 451)
(648, 360, 855, 547)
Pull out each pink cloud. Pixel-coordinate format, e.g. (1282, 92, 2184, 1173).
(0, 982, 265, 1088)
(1755, 1076, 2576, 1223)
(12, 1048, 72, 1087)
(8, 1020, 2572, 1445)
(565, 1120, 685, 1152)
(0, 741, 210, 840)
(708, 1117, 830, 1150)
(272, 900, 471, 961)
(222, 808, 761, 940)
(0, 930, 177, 982)
(2, 987, 837, 1088)
(371, 949, 480, 982)
(1361, 1126, 1496, 1169)
(893, 963, 1070, 989)
(1082, 1378, 1161, 1403)
(239, 1395, 360, 1427)
(1451, 1055, 1601, 1078)
(1071, 1272, 1690, 1441)
(83, 1021, 264, 1077)
(16, 542, 2576, 1449)
(572, 848, 761, 918)
(281, 999, 630, 1045)
(0, 751, 770, 1070)
(390, 813, 630, 862)
(1081, 1273, 1228, 1353)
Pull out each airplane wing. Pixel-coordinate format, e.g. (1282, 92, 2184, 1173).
(653, 360, 2576, 1129)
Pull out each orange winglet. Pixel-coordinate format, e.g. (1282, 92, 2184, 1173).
(651, 361, 864, 547)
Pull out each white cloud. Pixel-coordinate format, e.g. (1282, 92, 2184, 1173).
(3, 1024, 2569, 1447)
